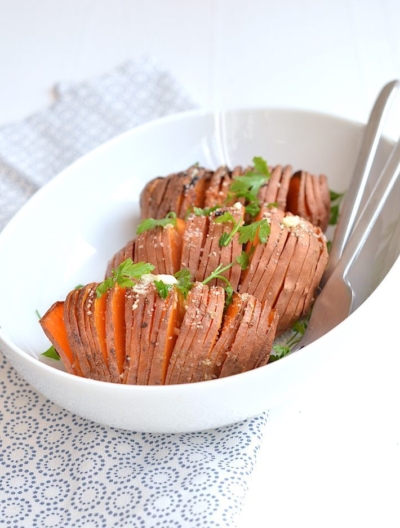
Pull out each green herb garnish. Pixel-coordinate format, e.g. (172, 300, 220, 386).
(238, 218, 271, 244)
(187, 205, 220, 218)
(202, 263, 235, 307)
(227, 156, 271, 217)
(214, 211, 243, 247)
(235, 250, 250, 271)
(136, 212, 177, 234)
(96, 259, 155, 297)
(154, 280, 173, 300)
(35, 309, 41, 320)
(174, 268, 193, 298)
(269, 344, 291, 363)
(329, 190, 344, 226)
(41, 345, 60, 361)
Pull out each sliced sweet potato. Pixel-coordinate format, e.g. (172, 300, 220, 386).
(276, 165, 293, 211)
(218, 295, 257, 378)
(251, 307, 279, 369)
(204, 166, 232, 207)
(287, 170, 330, 230)
(215, 294, 278, 378)
(81, 284, 113, 383)
(183, 285, 225, 384)
(258, 165, 283, 205)
(148, 288, 180, 385)
(165, 283, 208, 385)
(123, 281, 180, 385)
(194, 205, 244, 291)
(64, 287, 95, 379)
(105, 284, 126, 379)
(181, 214, 209, 272)
(197, 293, 248, 381)
(140, 176, 168, 220)
(39, 301, 81, 376)
(179, 167, 213, 215)
(273, 227, 311, 334)
(239, 208, 287, 296)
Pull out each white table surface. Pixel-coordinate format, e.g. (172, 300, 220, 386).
(1, 1, 400, 526)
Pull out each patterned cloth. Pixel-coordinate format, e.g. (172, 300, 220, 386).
(0, 59, 266, 527)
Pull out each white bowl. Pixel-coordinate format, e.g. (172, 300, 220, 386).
(0, 108, 399, 433)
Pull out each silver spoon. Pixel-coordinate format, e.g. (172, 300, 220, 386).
(292, 80, 400, 351)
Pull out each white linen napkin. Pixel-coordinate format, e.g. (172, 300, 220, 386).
(0, 58, 267, 527)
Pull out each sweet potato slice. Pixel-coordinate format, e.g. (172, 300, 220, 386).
(287, 170, 330, 230)
(181, 214, 209, 273)
(147, 288, 180, 385)
(64, 288, 95, 379)
(39, 301, 81, 376)
(301, 227, 329, 315)
(274, 227, 311, 334)
(251, 307, 279, 369)
(178, 167, 212, 215)
(197, 293, 247, 381)
(105, 285, 126, 379)
(204, 166, 232, 207)
(124, 281, 180, 385)
(124, 284, 156, 385)
(150, 167, 210, 219)
(276, 165, 293, 211)
(286, 170, 308, 220)
(258, 165, 283, 205)
(218, 295, 257, 377)
(278, 229, 319, 331)
(165, 283, 208, 385)
(195, 205, 244, 290)
(81, 284, 114, 382)
(183, 286, 225, 384)
(140, 176, 168, 220)
(216, 294, 278, 378)
(239, 208, 287, 296)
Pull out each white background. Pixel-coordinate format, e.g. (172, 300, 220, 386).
(1, 1, 400, 526)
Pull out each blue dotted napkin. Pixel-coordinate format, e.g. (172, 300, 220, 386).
(0, 58, 267, 527)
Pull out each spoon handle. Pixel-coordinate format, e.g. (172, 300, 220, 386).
(324, 80, 400, 283)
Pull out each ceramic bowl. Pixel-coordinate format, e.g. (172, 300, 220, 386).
(1, 108, 399, 433)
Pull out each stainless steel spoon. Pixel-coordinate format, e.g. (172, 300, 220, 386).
(292, 80, 400, 351)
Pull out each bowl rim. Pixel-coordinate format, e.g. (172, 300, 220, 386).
(0, 105, 371, 393)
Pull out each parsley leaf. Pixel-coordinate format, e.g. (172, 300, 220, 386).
(202, 263, 234, 308)
(329, 204, 340, 225)
(238, 218, 270, 244)
(154, 280, 173, 300)
(174, 268, 193, 298)
(187, 205, 220, 218)
(329, 189, 345, 226)
(269, 344, 291, 363)
(253, 156, 270, 176)
(96, 259, 155, 297)
(41, 345, 60, 361)
(214, 211, 243, 247)
(202, 263, 234, 285)
(227, 156, 271, 218)
(235, 251, 250, 271)
(136, 212, 177, 234)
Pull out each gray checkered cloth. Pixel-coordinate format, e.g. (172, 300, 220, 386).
(0, 58, 194, 231)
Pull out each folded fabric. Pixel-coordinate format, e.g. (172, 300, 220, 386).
(0, 58, 267, 527)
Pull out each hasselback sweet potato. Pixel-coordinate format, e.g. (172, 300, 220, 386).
(239, 206, 328, 334)
(139, 161, 330, 230)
